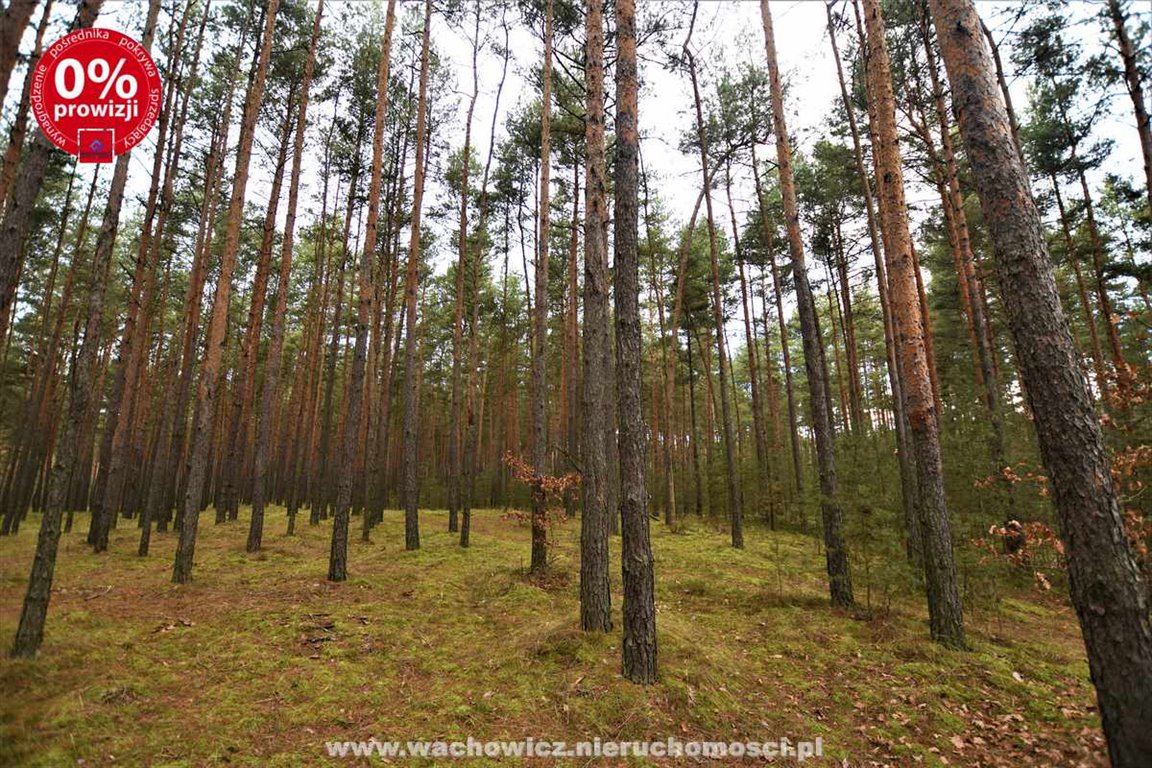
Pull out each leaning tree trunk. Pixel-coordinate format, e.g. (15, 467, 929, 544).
(579, 0, 612, 632)
(928, 0, 1152, 761)
(0, 0, 37, 109)
(0, 0, 53, 210)
(329, 0, 397, 581)
(173, 0, 281, 584)
(862, 0, 964, 649)
(8, 0, 121, 662)
(759, 0, 852, 606)
(1105, 0, 1152, 212)
(248, 0, 324, 553)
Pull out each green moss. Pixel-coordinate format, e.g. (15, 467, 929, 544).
(0, 508, 1103, 766)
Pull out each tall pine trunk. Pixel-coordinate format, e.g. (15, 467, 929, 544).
(685, 33, 742, 548)
(615, 0, 657, 683)
(760, 0, 851, 605)
(825, 3, 920, 564)
(528, 0, 553, 573)
(928, 0, 1152, 760)
(249, 0, 324, 553)
(329, 0, 397, 581)
(173, 0, 281, 583)
(862, 0, 964, 649)
(400, 0, 433, 552)
(579, 0, 611, 631)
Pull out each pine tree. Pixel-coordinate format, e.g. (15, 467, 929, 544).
(929, 0, 1152, 760)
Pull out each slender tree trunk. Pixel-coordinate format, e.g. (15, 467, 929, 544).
(1106, 0, 1152, 212)
(751, 151, 804, 504)
(579, 0, 612, 631)
(640, 155, 678, 527)
(1077, 169, 1130, 384)
(615, 0, 656, 684)
(1051, 176, 1109, 399)
(449, 0, 481, 536)
(528, 0, 553, 573)
(929, 0, 1152, 760)
(248, 0, 323, 552)
(0, 0, 52, 209)
(460, 3, 506, 544)
(863, 0, 964, 648)
(401, 0, 433, 552)
(973, 21, 1023, 164)
(760, 0, 851, 605)
(685, 35, 742, 548)
(825, 267, 849, 433)
(173, 0, 280, 584)
(562, 159, 579, 518)
(727, 170, 770, 521)
(329, 0, 397, 581)
(832, 222, 864, 433)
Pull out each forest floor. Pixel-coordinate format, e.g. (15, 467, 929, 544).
(1, 507, 1106, 767)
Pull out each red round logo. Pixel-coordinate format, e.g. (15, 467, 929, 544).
(30, 28, 162, 163)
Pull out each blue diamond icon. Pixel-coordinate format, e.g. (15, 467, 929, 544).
(90, 139, 104, 152)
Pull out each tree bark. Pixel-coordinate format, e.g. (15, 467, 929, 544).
(760, 0, 852, 605)
(173, 0, 281, 583)
(248, 0, 324, 553)
(863, 0, 965, 648)
(329, 0, 397, 581)
(400, 0, 433, 552)
(685, 35, 742, 548)
(579, 0, 611, 632)
(615, 0, 657, 684)
(929, 0, 1152, 760)
(528, 0, 553, 573)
